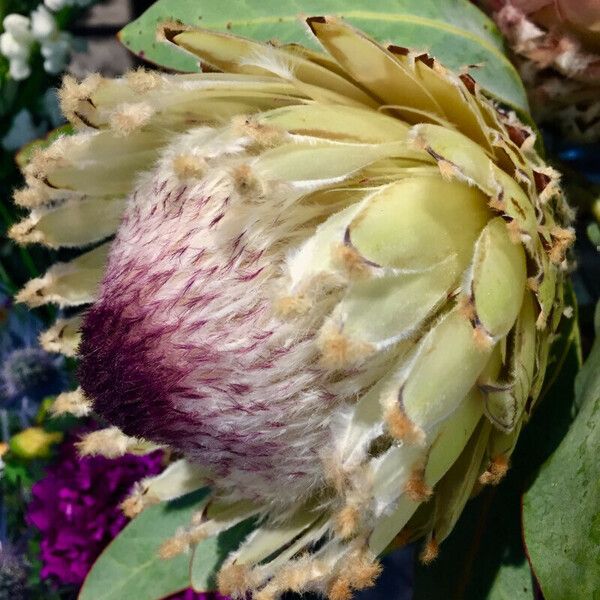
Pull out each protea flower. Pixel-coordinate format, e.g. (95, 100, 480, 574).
(11, 17, 574, 599)
(479, 0, 600, 140)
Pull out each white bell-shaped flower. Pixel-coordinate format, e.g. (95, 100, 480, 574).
(3, 14, 33, 44)
(31, 5, 58, 41)
(8, 56, 31, 81)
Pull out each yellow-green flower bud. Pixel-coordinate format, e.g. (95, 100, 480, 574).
(9, 427, 62, 459)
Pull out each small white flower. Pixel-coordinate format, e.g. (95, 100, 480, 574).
(41, 33, 70, 73)
(8, 57, 31, 81)
(44, 0, 93, 10)
(0, 14, 35, 80)
(0, 31, 30, 59)
(44, 0, 69, 10)
(3, 14, 33, 44)
(31, 5, 57, 41)
(0, 4, 80, 80)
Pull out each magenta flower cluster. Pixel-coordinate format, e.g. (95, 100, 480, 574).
(166, 589, 230, 600)
(26, 432, 229, 598)
(27, 432, 164, 585)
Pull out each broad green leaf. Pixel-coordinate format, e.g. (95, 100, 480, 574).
(522, 303, 600, 600)
(190, 517, 257, 591)
(412, 473, 535, 600)
(119, 0, 528, 113)
(79, 489, 209, 600)
(486, 559, 535, 600)
(414, 285, 581, 599)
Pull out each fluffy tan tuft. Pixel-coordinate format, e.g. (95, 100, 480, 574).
(9, 217, 41, 245)
(334, 505, 361, 539)
(50, 388, 91, 417)
(318, 321, 374, 370)
(120, 483, 147, 518)
(527, 276, 540, 292)
(76, 427, 134, 458)
(172, 154, 208, 180)
(254, 588, 277, 600)
(322, 452, 349, 494)
(58, 73, 102, 126)
(13, 186, 48, 208)
(39, 318, 81, 357)
(436, 158, 460, 181)
(109, 102, 155, 136)
(217, 564, 251, 597)
(328, 577, 352, 600)
(479, 455, 509, 486)
(15, 275, 51, 308)
(505, 219, 523, 244)
(548, 226, 575, 265)
(159, 529, 190, 559)
(231, 163, 267, 197)
(473, 325, 494, 351)
(347, 554, 382, 590)
(125, 68, 162, 94)
(384, 405, 426, 446)
(331, 243, 371, 279)
(273, 294, 311, 317)
(419, 536, 439, 564)
(232, 115, 285, 148)
(405, 467, 433, 502)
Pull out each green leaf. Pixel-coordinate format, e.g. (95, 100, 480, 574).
(119, 0, 528, 113)
(190, 517, 257, 591)
(413, 284, 581, 599)
(522, 303, 600, 600)
(78, 489, 210, 600)
(412, 470, 535, 600)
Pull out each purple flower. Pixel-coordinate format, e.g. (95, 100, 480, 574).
(165, 590, 229, 600)
(26, 432, 163, 586)
(0, 284, 65, 439)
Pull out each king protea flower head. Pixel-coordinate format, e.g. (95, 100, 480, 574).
(11, 16, 574, 599)
(480, 0, 600, 140)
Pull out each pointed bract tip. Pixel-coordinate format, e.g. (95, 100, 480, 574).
(120, 483, 147, 518)
(158, 528, 190, 559)
(172, 153, 207, 180)
(479, 454, 509, 485)
(419, 536, 439, 564)
(125, 67, 162, 94)
(156, 20, 192, 44)
(109, 102, 155, 136)
(318, 321, 375, 370)
(76, 427, 133, 458)
(405, 467, 433, 502)
(384, 404, 426, 446)
(217, 563, 252, 597)
(305, 16, 328, 36)
(334, 504, 361, 539)
(50, 388, 92, 418)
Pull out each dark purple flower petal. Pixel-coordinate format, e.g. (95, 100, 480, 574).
(27, 431, 163, 586)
